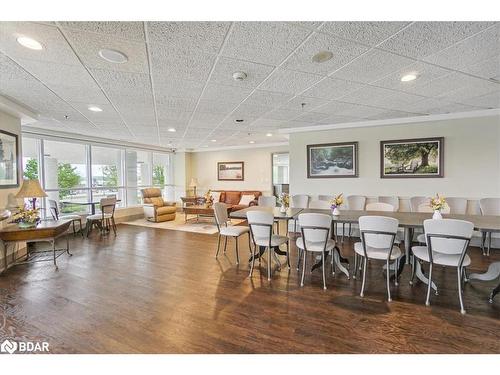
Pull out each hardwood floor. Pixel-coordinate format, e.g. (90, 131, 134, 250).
(1, 223, 499, 354)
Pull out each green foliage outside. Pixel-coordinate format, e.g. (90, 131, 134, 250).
(153, 165, 165, 186)
(23, 158, 39, 180)
(102, 165, 118, 187)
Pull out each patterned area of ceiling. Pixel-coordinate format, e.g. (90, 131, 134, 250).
(0, 21, 499, 150)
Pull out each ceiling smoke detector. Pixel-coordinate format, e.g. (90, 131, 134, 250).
(98, 48, 128, 64)
(232, 71, 247, 81)
(312, 51, 333, 63)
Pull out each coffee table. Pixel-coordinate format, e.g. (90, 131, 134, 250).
(184, 204, 230, 223)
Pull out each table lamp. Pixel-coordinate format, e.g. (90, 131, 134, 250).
(15, 179, 47, 209)
(189, 178, 198, 197)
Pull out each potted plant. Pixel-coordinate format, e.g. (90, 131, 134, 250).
(430, 194, 447, 219)
(330, 193, 344, 216)
(278, 193, 290, 213)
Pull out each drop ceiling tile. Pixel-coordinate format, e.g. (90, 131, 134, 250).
(259, 68, 322, 94)
(423, 24, 499, 78)
(293, 111, 330, 122)
(379, 22, 495, 58)
(315, 115, 363, 125)
(156, 109, 192, 122)
(154, 96, 197, 112)
(282, 96, 330, 112)
(89, 68, 151, 93)
(231, 103, 273, 118)
(243, 90, 293, 107)
(50, 84, 109, 105)
(370, 92, 428, 112)
(301, 77, 366, 100)
(250, 119, 286, 129)
(196, 99, 238, 114)
(465, 56, 500, 81)
(365, 110, 422, 120)
(282, 31, 369, 75)
(59, 21, 145, 41)
(459, 91, 500, 108)
(69, 102, 122, 122)
(435, 78, 499, 103)
(153, 78, 204, 99)
(315, 101, 387, 118)
(339, 85, 396, 107)
(262, 108, 304, 121)
(426, 102, 483, 114)
(209, 56, 275, 88)
(319, 22, 410, 46)
(201, 82, 253, 103)
(222, 22, 311, 65)
(147, 22, 229, 54)
(0, 22, 81, 65)
(190, 112, 227, 127)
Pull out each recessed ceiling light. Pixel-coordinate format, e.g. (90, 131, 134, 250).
(249, 140, 255, 144)
(232, 71, 247, 81)
(167, 128, 176, 132)
(211, 139, 217, 142)
(88, 105, 103, 112)
(266, 133, 273, 137)
(235, 119, 244, 123)
(312, 50, 333, 63)
(401, 73, 418, 82)
(17, 36, 43, 50)
(98, 48, 128, 64)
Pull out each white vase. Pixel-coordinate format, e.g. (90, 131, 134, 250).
(332, 207, 340, 216)
(432, 210, 443, 220)
(280, 204, 287, 213)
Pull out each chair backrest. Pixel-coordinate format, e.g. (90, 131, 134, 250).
(359, 216, 399, 249)
(213, 202, 229, 227)
(423, 219, 473, 255)
(247, 211, 274, 239)
(366, 202, 395, 212)
(410, 196, 429, 212)
(309, 200, 331, 209)
(258, 196, 276, 207)
(347, 195, 366, 210)
(291, 194, 310, 208)
(100, 197, 116, 216)
(141, 188, 163, 205)
(48, 199, 59, 220)
(378, 196, 399, 211)
(318, 195, 332, 202)
(417, 202, 450, 214)
(445, 197, 468, 215)
(479, 198, 500, 215)
(298, 213, 331, 243)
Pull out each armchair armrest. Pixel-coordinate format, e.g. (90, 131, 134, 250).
(164, 201, 177, 207)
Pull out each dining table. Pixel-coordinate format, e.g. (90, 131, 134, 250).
(61, 199, 121, 215)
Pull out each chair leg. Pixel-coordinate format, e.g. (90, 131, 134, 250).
(348, 223, 352, 238)
(72, 220, 76, 235)
(296, 249, 302, 271)
(360, 257, 367, 297)
(249, 242, 256, 278)
(409, 255, 416, 285)
(79, 219, 84, 237)
(386, 258, 392, 302)
(267, 246, 272, 281)
(353, 253, 358, 279)
(394, 258, 399, 286)
(235, 237, 240, 264)
(111, 218, 117, 236)
(286, 241, 290, 269)
(457, 267, 466, 314)
(341, 223, 345, 243)
(331, 249, 335, 276)
(300, 250, 307, 287)
(215, 234, 222, 258)
(425, 263, 433, 306)
(223, 236, 228, 254)
(488, 232, 492, 256)
(247, 233, 253, 257)
(86, 220, 92, 237)
(463, 267, 469, 283)
(322, 251, 327, 290)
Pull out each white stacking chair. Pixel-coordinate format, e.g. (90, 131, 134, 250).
(446, 197, 468, 215)
(309, 200, 331, 209)
(415, 203, 451, 244)
(291, 194, 310, 234)
(479, 198, 500, 256)
(365, 202, 395, 212)
(378, 196, 399, 212)
(296, 213, 336, 289)
(344, 195, 366, 240)
(410, 196, 429, 212)
(411, 219, 473, 314)
(247, 211, 289, 280)
(258, 196, 277, 207)
(354, 216, 401, 301)
(318, 195, 333, 202)
(214, 202, 251, 264)
(86, 197, 117, 237)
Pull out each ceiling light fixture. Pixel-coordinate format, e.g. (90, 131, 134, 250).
(88, 105, 103, 112)
(232, 71, 247, 81)
(98, 48, 128, 64)
(17, 36, 44, 50)
(312, 50, 333, 63)
(266, 133, 273, 137)
(401, 73, 418, 82)
(167, 128, 176, 132)
(249, 140, 255, 144)
(211, 139, 217, 142)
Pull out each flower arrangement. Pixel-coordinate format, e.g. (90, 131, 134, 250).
(430, 194, 447, 211)
(329, 193, 344, 210)
(12, 205, 40, 228)
(278, 193, 290, 208)
(204, 189, 214, 207)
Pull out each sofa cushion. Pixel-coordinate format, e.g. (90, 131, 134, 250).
(224, 191, 242, 205)
(148, 197, 165, 207)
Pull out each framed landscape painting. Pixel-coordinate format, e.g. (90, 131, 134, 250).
(307, 142, 358, 178)
(0, 129, 19, 188)
(217, 161, 244, 181)
(380, 137, 444, 178)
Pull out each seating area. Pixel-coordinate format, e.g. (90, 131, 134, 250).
(0, 12, 499, 366)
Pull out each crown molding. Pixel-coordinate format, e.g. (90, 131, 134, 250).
(278, 109, 500, 134)
(190, 142, 289, 153)
(0, 95, 38, 124)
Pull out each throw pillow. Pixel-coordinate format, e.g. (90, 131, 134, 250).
(239, 194, 255, 206)
(210, 191, 221, 203)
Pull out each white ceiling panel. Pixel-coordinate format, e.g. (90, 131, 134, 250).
(282, 95, 330, 112)
(319, 22, 410, 46)
(153, 78, 204, 99)
(201, 82, 253, 103)
(259, 68, 322, 94)
(315, 101, 388, 118)
(243, 90, 293, 107)
(293, 111, 330, 123)
(209, 57, 275, 88)
(459, 91, 500, 109)
(58, 21, 145, 42)
(301, 77, 366, 100)
(379, 22, 495, 58)
(196, 99, 239, 114)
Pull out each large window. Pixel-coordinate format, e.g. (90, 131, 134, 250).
(21, 135, 174, 213)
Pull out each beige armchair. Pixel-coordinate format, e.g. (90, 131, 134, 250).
(141, 188, 177, 222)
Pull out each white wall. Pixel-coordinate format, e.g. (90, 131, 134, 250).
(190, 145, 289, 196)
(289, 115, 500, 199)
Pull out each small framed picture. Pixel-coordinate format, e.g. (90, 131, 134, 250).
(0, 129, 19, 188)
(217, 161, 244, 181)
(380, 137, 444, 178)
(307, 142, 358, 178)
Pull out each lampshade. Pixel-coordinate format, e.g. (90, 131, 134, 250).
(189, 178, 198, 187)
(15, 179, 48, 199)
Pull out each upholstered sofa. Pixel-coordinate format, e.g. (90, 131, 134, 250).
(211, 190, 262, 211)
(141, 188, 177, 222)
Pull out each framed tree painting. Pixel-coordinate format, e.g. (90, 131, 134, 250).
(0, 129, 19, 188)
(307, 142, 358, 178)
(380, 137, 444, 178)
(217, 161, 244, 181)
